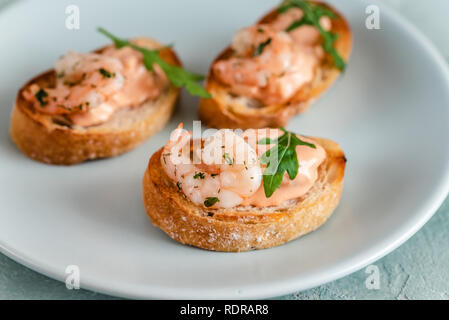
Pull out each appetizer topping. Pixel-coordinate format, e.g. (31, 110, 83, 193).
(161, 125, 325, 208)
(278, 0, 345, 70)
(161, 124, 262, 209)
(212, 0, 342, 105)
(257, 127, 316, 197)
(98, 28, 211, 99)
(23, 46, 166, 127)
(22, 28, 210, 127)
(241, 128, 326, 207)
(213, 25, 316, 105)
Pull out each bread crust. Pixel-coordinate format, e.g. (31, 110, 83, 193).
(198, 1, 353, 129)
(142, 137, 346, 252)
(9, 38, 181, 165)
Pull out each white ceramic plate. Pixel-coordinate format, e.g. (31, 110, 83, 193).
(0, 0, 448, 299)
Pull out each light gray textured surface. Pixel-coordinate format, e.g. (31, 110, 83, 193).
(0, 0, 448, 300)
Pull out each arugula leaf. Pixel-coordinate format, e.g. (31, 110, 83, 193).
(254, 37, 272, 56)
(204, 197, 220, 207)
(278, 0, 346, 70)
(97, 27, 211, 98)
(258, 127, 316, 198)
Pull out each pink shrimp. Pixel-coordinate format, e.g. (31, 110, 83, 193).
(212, 25, 317, 105)
(161, 124, 262, 209)
(22, 46, 167, 126)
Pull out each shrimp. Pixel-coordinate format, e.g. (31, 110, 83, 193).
(22, 46, 167, 126)
(212, 25, 317, 105)
(22, 51, 125, 115)
(161, 124, 262, 209)
(212, 6, 334, 106)
(270, 7, 332, 47)
(54, 51, 123, 110)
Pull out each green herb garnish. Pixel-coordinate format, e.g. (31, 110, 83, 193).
(99, 68, 114, 78)
(204, 197, 220, 207)
(97, 27, 211, 98)
(223, 153, 234, 165)
(193, 172, 205, 179)
(176, 181, 182, 190)
(35, 89, 48, 106)
(254, 37, 272, 57)
(258, 127, 316, 198)
(278, 0, 345, 70)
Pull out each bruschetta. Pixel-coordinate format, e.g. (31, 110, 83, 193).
(142, 125, 346, 252)
(10, 28, 209, 165)
(199, 0, 352, 129)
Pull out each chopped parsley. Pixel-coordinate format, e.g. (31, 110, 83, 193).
(254, 37, 272, 57)
(223, 153, 234, 165)
(204, 197, 220, 208)
(99, 68, 114, 78)
(35, 89, 48, 107)
(97, 27, 211, 98)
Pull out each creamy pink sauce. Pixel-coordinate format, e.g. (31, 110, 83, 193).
(22, 42, 167, 127)
(212, 8, 331, 105)
(241, 129, 326, 207)
(162, 126, 326, 209)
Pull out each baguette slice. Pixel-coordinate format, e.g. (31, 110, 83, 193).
(199, 1, 352, 129)
(142, 137, 346, 252)
(10, 38, 181, 165)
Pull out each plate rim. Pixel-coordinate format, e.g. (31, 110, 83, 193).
(0, 0, 449, 299)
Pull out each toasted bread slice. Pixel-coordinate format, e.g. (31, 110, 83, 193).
(142, 137, 346, 252)
(10, 38, 181, 165)
(199, 1, 352, 129)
